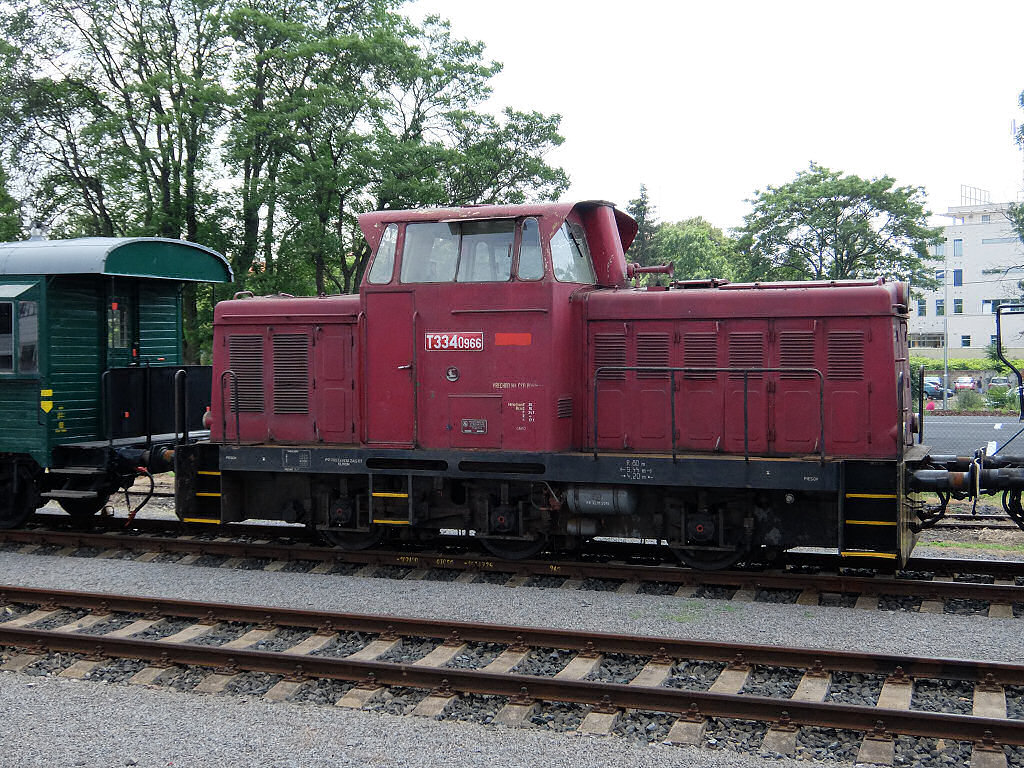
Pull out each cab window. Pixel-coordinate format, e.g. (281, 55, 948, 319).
(551, 222, 595, 283)
(367, 224, 398, 284)
(517, 218, 544, 280)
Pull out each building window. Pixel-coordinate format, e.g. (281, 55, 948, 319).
(953, 239, 963, 258)
(983, 298, 1012, 314)
(917, 298, 926, 315)
(935, 243, 945, 257)
(936, 299, 944, 316)
(961, 335, 971, 347)
(953, 269, 962, 286)
(909, 332, 945, 349)
(982, 214, 991, 223)
(953, 298, 963, 314)
(935, 269, 944, 281)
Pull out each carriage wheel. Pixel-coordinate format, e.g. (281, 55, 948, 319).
(0, 462, 39, 529)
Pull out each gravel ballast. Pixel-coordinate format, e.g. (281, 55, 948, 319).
(0, 549, 1022, 767)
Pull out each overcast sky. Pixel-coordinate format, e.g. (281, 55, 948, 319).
(411, 0, 1024, 230)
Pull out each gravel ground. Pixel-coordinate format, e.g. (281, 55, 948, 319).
(0, 673, 846, 768)
(0, 548, 1022, 767)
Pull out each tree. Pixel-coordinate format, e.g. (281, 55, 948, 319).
(0, 163, 21, 241)
(625, 184, 658, 265)
(736, 163, 942, 285)
(650, 217, 738, 281)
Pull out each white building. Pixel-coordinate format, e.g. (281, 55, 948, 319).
(909, 201, 1024, 360)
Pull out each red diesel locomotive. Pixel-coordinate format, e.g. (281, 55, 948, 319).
(174, 200, 940, 568)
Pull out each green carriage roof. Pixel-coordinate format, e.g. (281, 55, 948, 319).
(0, 237, 233, 283)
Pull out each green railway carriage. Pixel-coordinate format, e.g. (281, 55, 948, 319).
(0, 237, 232, 527)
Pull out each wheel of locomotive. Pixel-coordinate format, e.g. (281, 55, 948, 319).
(478, 534, 546, 560)
(0, 462, 40, 530)
(320, 527, 388, 551)
(58, 494, 112, 525)
(670, 545, 747, 571)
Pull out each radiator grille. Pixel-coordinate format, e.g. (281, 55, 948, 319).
(728, 332, 764, 379)
(779, 331, 816, 379)
(593, 333, 627, 380)
(227, 335, 265, 413)
(636, 332, 670, 379)
(557, 396, 573, 418)
(273, 334, 309, 414)
(683, 333, 717, 380)
(827, 331, 865, 380)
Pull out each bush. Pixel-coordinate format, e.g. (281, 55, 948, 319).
(952, 390, 985, 411)
(986, 387, 1021, 411)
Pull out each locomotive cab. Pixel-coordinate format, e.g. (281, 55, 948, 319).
(357, 202, 636, 455)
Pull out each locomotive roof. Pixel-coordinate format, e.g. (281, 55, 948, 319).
(0, 237, 233, 283)
(358, 201, 638, 254)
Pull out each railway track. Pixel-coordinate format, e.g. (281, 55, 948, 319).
(3, 521, 1022, 616)
(0, 584, 1021, 763)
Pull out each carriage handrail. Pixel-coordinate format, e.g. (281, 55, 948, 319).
(591, 366, 826, 463)
(219, 370, 241, 448)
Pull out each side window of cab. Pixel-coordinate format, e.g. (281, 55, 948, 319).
(367, 224, 398, 284)
(550, 222, 595, 283)
(517, 218, 544, 280)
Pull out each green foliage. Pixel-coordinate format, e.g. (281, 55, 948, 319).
(952, 390, 984, 411)
(736, 162, 943, 285)
(0, 163, 20, 241)
(649, 217, 738, 281)
(909, 356, 1024, 373)
(0, 0, 569, 356)
(626, 185, 658, 266)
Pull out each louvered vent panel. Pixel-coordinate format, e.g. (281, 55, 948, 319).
(228, 335, 265, 413)
(684, 333, 717, 379)
(636, 332, 670, 379)
(728, 332, 765, 379)
(557, 396, 573, 419)
(779, 331, 816, 379)
(828, 331, 865, 380)
(273, 334, 309, 414)
(593, 333, 627, 380)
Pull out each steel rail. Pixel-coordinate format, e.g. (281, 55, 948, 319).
(6, 527, 1024, 605)
(1, 624, 1023, 745)
(3, 585, 1024, 684)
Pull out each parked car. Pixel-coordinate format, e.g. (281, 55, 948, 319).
(954, 376, 977, 391)
(923, 381, 946, 399)
(989, 376, 1011, 390)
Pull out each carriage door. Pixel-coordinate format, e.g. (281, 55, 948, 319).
(365, 291, 416, 446)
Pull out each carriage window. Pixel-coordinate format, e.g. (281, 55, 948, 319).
(108, 300, 129, 349)
(401, 220, 515, 283)
(551, 222, 595, 283)
(0, 302, 12, 372)
(367, 224, 398, 284)
(518, 218, 544, 280)
(18, 301, 37, 374)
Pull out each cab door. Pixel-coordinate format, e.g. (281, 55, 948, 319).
(364, 291, 416, 445)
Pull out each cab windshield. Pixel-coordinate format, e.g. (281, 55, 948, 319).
(401, 220, 515, 283)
